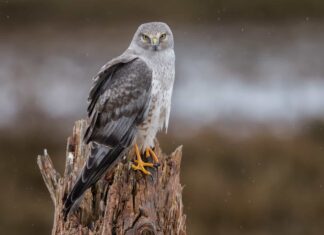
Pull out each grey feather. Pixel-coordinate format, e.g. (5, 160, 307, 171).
(63, 22, 175, 219)
(63, 56, 152, 219)
(84, 57, 152, 146)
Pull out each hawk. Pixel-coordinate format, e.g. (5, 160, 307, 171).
(63, 22, 175, 218)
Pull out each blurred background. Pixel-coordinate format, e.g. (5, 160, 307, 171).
(1, 0, 324, 234)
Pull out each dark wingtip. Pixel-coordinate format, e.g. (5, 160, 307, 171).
(62, 208, 68, 221)
(61, 143, 126, 222)
(62, 197, 73, 221)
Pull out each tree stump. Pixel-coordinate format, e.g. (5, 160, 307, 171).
(37, 120, 186, 235)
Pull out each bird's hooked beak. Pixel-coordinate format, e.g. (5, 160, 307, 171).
(152, 37, 159, 51)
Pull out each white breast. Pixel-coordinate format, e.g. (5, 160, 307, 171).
(135, 49, 175, 150)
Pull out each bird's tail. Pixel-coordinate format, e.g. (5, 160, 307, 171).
(63, 142, 125, 220)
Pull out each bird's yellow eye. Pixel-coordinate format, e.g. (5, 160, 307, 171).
(141, 34, 149, 42)
(160, 33, 167, 40)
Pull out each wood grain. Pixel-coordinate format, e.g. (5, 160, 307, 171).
(37, 120, 186, 235)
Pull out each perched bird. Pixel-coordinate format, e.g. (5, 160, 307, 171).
(63, 22, 175, 219)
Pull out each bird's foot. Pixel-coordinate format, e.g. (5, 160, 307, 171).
(131, 144, 159, 175)
(145, 147, 159, 164)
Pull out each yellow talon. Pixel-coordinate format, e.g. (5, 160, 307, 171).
(146, 147, 159, 163)
(131, 145, 159, 175)
(131, 144, 153, 175)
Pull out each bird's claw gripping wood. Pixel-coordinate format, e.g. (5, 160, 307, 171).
(131, 144, 159, 175)
(146, 147, 159, 163)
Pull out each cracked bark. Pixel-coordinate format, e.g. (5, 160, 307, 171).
(37, 120, 186, 235)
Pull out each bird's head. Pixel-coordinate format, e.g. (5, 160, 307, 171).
(131, 22, 174, 52)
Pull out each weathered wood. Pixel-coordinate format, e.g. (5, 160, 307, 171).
(37, 120, 186, 235)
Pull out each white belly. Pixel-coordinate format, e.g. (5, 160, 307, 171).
(135, 80, 170, 150)
(134, 49, 175, 150)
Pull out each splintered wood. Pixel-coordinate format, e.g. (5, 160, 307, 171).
(37, 120, 186, 235)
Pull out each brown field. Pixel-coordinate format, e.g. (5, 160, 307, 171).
(1, 119, 324, 234)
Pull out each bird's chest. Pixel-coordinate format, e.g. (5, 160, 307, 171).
(136, 69, 173, 147)
(135, 51, 175, 149)
(141, 78, 167, 130)
(136, 88, 165, 149)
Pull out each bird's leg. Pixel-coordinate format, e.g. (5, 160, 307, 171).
(145, 147, 159, 164)
(131, 144, 154, 175)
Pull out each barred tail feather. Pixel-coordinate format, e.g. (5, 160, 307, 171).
(63, 143, 125, 220)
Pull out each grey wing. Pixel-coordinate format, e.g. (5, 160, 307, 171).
(84, 56, 153, 147)
(87, 50, 138, 114)
(63, 54, 153, 219)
